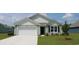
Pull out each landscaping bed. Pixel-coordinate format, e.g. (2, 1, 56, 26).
(38, 33, 79, 45)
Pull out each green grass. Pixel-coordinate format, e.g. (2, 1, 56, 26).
(38, 33, 79, 45)
(0, 33, 10, 40)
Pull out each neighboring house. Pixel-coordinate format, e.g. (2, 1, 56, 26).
(69, 21, 79, 33)
(14, 13, 63, 36)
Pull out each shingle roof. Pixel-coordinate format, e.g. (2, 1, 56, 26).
(71, 21, 79, 27)
(14, 13, 61, 26)
(29, 13, 61, 25)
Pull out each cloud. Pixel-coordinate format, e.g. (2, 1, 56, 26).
(0, 15, 5, 20)
(62, 13, 73, 19)
(62, 13, 79, 24)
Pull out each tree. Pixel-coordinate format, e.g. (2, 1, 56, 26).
(62, 21, 70, 35)
(0, 23, 14, 33)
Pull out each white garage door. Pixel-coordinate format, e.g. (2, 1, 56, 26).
(18, 26, 37, 36)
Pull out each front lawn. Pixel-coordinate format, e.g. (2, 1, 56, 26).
(0, 33, 10, 40)
(38, 33, 79, 45)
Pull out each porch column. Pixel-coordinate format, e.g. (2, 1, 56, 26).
(50, 25, 51, 35)
(53, 26, 55, 34)
(45, 26, 48, 34)
(37, 26, 40, 35)
(14, 26, 19, 35)
(57, 26, 58, 33)
(59, 26, 63, 34)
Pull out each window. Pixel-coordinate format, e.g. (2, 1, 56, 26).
(58, 26, 60, 32)
(51, 26, 53, 32)
(55, 26, 57, 32)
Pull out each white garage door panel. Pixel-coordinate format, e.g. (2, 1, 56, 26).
(19, 29, 37, 36)
(18, 26, 37, 36)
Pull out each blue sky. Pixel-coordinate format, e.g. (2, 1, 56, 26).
(0, 13, 79, 26)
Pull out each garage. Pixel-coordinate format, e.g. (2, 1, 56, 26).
(14, 18, 38, 37)
(18, 26, 37, 36)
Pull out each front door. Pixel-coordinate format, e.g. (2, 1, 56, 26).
(40, 27, 45, 35)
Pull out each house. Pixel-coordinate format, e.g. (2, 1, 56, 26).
(69, 21, 79, 33)
(14, 13, 63, 36)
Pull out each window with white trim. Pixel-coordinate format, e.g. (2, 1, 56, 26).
(55, 26, 57, 32)
(51, 26, 53, 32)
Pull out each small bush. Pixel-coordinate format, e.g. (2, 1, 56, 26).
(65, 37, 72, 40)
(62, 32, 69, 36)
(51, 33, 53, 35)
(55, 34, 58, 35)
(8, 32, 14, 36)
(45, 33, 49, 36)
(8, 30, 14, 36)
(62, 21, 70, 36)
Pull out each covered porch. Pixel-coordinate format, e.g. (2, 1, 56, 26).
(39, 24, 62, 35)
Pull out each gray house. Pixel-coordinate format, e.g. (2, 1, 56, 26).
(69, 21, 79, 33)
(14, 13, 62, 36)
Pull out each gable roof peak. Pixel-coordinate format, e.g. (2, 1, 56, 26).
(36, 13, 48, 16)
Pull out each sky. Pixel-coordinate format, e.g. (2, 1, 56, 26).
(0, 13, 79, 26)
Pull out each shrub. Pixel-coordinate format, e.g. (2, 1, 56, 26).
(62, 21, 70, 36)
(8, 30, 14, 36)
(8, 32, 14, 36)
(65, 37, 72, 40)
(45, 33, 49, 36)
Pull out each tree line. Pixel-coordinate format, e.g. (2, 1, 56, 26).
(0, 23, 14, 33)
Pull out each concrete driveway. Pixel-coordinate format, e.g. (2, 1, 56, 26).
(0, 35, 37, 45)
